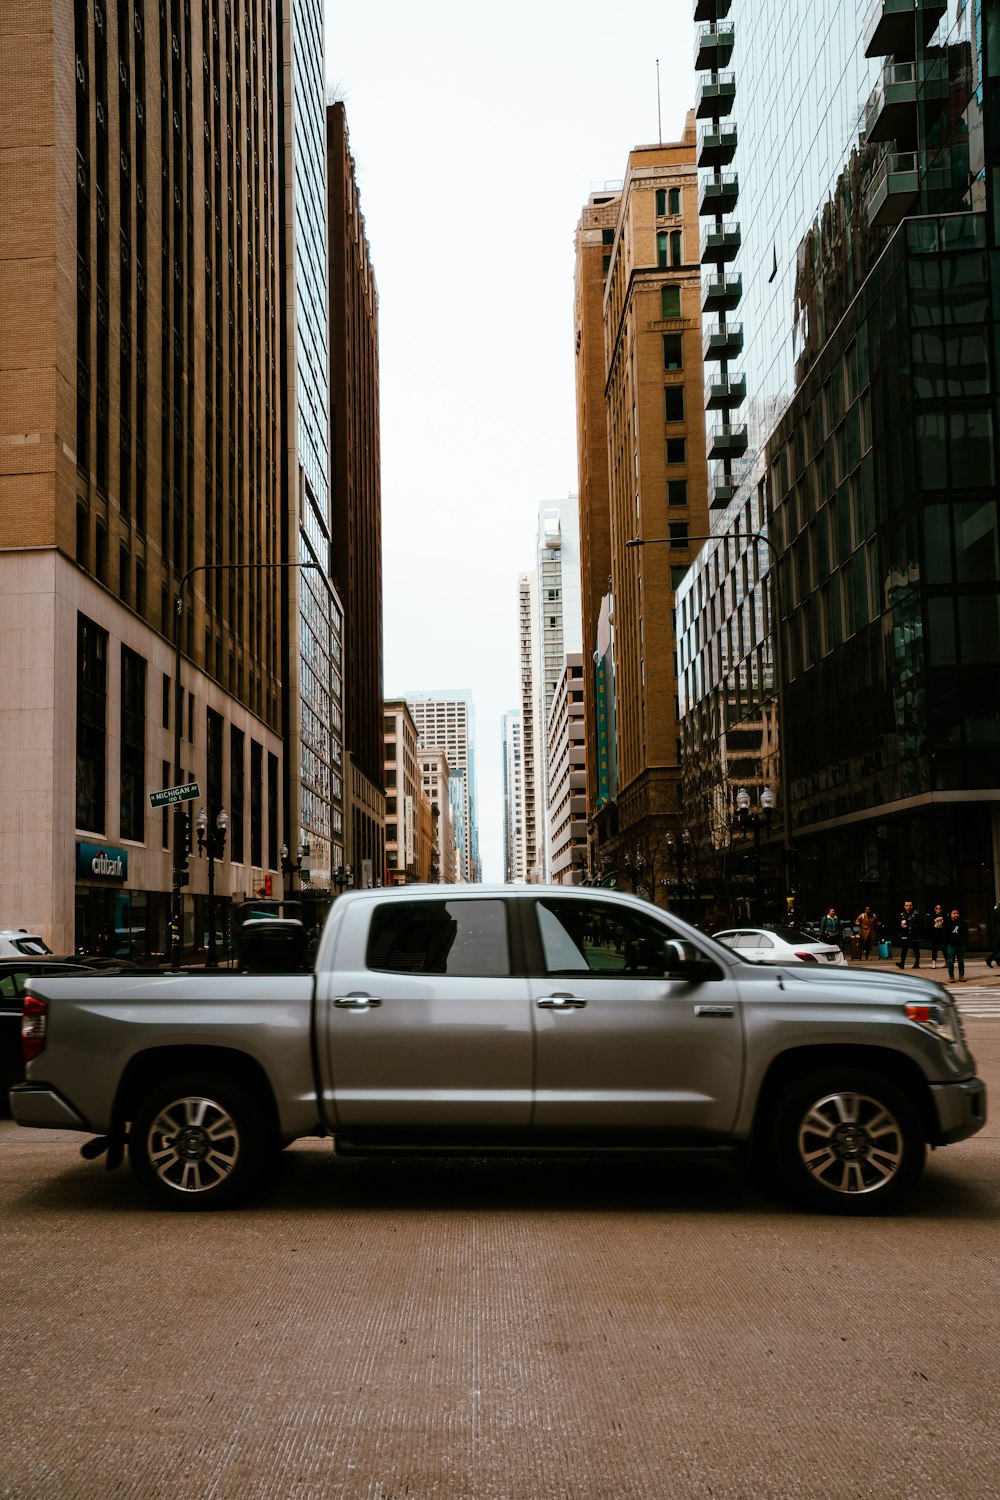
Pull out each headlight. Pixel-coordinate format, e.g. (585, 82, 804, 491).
(905, 1000, 961, 1046)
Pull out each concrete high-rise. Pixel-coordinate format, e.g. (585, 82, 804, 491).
(326, 100, 384, 893)
(405, 692, 480, 882)
(501, 709, 526, 883)
(573, 120, 709, 895)
(516, 571, 542, 881)
(1, 0, 286, 954)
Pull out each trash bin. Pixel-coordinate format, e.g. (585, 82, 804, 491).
(850, 934, 862, 961)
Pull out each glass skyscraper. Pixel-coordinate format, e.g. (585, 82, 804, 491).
(677, 0, 1000, 928)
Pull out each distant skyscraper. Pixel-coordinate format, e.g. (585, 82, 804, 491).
(532, 497, 582, 880)
(501, 710, 526, 882)
(546, 656, 587, 884)
(405, 693, 480, 882)
(517, 571, 542, 881)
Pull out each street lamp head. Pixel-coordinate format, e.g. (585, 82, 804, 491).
(736, 788, 751, 814)
(196, 806, 208, 837)
(760, 787, 775, 814)
(280, 843, 289, 864)
(216, 809, 229, 834)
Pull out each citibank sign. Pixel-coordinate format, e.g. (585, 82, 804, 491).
(76, 842, 129, 881)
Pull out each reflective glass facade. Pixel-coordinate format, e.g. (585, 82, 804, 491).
(280, 0, 343, 889)
(677, 0, 1000, 928)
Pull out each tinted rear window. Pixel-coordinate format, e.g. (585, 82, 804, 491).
(366, 900, 511, 977)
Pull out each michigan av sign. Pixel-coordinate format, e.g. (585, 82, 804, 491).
(148, 782, 201, 809)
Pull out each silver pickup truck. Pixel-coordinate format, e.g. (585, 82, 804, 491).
(10, 884, 986, 1213)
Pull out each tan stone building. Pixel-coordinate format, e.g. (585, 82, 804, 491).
(383, 699, 433, 885)
(574, 116, 709, 896)
(1, 0, 288, 954)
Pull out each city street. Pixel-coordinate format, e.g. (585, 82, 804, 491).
(2, 1019, 999, 1500)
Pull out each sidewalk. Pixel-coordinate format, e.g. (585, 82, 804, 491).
(849, 953, 1000, 985)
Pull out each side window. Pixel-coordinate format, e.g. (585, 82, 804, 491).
(535, 898, 675, 978)
(755, 934, 774, 949)
(0, 974, 19, 998)
(366, 900, 511, 977)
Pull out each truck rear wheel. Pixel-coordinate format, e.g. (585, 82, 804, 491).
(770, 1067, 925, 1214)
(130, 1073, 265, 1210)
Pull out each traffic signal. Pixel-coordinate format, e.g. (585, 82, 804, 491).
(182, 810, 192, 855)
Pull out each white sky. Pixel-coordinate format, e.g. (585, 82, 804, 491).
(323, 0, 697, 879)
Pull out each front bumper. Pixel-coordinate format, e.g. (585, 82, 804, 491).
(929, 1076, 987, 1145)
(9, 1083, 90, 1131)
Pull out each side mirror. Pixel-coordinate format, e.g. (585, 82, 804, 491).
(663, 940, 722, 982)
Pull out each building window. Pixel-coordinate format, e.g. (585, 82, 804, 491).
(661, 285, 681, 319)
(230, 725, 245, 863)
(206, 707, 224, 813)
(669, 522, 690, 548)
(665, 386, 685, 422)
(76, 614, 107, 833)
(266, 750, 278, 871)
(601, 228, 614, 245)
(656, 231, 668, 269)
(120, 645, 146, 841)
(670, 230, 683, 266)
(668, 187, 680, 214)
(663, 335, 683, 371)
(668, 480, 688, 507)
(666, 439, 686, 465)
(250, 740, 264, 868)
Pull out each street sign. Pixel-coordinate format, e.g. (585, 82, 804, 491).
(149, 782, 201, 809)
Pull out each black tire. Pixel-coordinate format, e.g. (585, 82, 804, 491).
(769, 1067, 926, 1215)
(130, 1073, 267, 1210)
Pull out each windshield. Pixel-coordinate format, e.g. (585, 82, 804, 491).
(770, 928, 829, 945)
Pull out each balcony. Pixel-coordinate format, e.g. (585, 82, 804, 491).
(864, 61, 917, 146)
(700, 222, 741, 264)
(697, 123, 737, 169)
(696, 73, 736, 119)
(693, 0, 732, 20)
(865, 151, 918, 226)
(703, 322, 744, 362)
(711, 473, 740, 509)
(705, 372, 747, 409)
(709, 422, 749, 459)
(702, 272, 743, 314)
(863, 0, 945, 58)
(699, 172, 739, 216)
(695, 21, 735, 71)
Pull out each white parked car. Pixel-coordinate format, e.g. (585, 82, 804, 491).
(712, 925, 848, 966)
(0, 929, 53, 958)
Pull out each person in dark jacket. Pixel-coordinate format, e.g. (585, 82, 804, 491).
(927, 903, 947, 969)
(945, 909, 969, 982)
(895, 901, 923, 969)
(986, 903, 1000, 969)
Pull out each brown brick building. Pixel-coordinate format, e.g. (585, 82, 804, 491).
(574, 117, 710, 897)
(327, 100, 384, 890)
(1, 0, 286, 953)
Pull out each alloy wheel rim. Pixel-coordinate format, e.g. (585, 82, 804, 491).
(797, 1090, 904, 1195)
(147, 1095, 240, 1193)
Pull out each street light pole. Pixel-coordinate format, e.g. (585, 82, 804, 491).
(196, 806, 229, 967)
(170, 560, 318, 967)
(625, 531, 794, 894)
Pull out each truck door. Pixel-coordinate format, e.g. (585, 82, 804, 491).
(319, 895, 533, 1131)
(525, 894, 744, 1136)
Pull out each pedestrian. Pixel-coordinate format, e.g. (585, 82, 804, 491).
(945, 908, 969, 982)
(855, 905, 879, 960)
(895, 900, 923, 969)
(927, 903, 947, 969)
(986, 902, 1000, 970)
(819, 907, 843, 951)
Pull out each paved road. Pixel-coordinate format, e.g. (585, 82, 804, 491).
(2, 1027, 1000, 1500)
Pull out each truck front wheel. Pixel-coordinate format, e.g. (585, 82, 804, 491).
(131, 1073, 266, 1210)
(770, 1067, 926, 1214)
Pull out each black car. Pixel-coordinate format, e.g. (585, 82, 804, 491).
(0, 958, 98, 1096)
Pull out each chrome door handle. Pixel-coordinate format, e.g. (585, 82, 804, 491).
(537, 993, 587, 1009)
(334, 993, 382, 1009)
